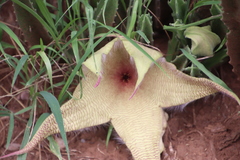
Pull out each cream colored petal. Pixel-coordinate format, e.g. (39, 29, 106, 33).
(111, 105, 167, 160)
(83, 37, 164, 94)
(140, 57, 240, 107)
(83, 39, 117, 76)
(121, 39, 163, 91)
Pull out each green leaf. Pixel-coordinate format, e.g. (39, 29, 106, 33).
(126, 0, 139, 37)
(39, 91, 70, 160)
(31, 113, 50, 137)
(47, 136, 62, 160)
(106, 124, 113, 147)
(168, 0, 188, 21)
(0, 22, 27, 54)
(11, 55, 29, 88)
(181, 47, 231, 91)
(14, 106, 33, 116)
(37, 51, 53, 86)
(71, 31, 80, 64)
(6, 112, 14, 149)
(136, 14, 153, 44)
(184, 0, 221, 23)
(35, 0, 57, 34)
(136, 30, 150, 44)
(17, 104, 35, 160)
(171, 54, 188, 71)
(184, 26, 221, 56)
(163, 15, 221, 32)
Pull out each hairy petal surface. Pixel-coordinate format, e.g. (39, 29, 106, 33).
(1, 37, 239, 160)
(141, 57, 240, 107)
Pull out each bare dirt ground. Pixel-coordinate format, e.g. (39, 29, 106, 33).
(162, 63, 240, 160)
(1, 1, 240, 160)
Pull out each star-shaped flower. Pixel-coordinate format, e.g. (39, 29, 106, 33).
(1, 38, 239, 160)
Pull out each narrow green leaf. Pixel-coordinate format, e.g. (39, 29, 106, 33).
(57, 18, 79, 41)
(126, 0, 139, 37)
(14, 106, 33, 116)
(0, 22, 27, 54)
(164, 15, 221, 32)
(25, 70, 43, 86)
(57, 23, 88, 54)
(136, 14, 153, 44)
(136, 30, 150, 44)
(37, 51, 53, 86)
(0, 110, 10, 117)
(106, 124, 113, 147)
(0, 43, 17, 68)
(11, 55, 29, 88)
(71, 31, 80, 63)
(39, 91, 70, 160)
(181, 48, 231, 91)
(6, 112, 14, 149)
(185, 0, 220, 22)
(35, 0, 57, 34)
(17, 106, 35, 160)
(31, 113, 50, 137)
(93, 0, 118, 35)
(47, 136, 62, 160)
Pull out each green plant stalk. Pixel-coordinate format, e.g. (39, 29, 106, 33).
(166, 32, 180, 62)
(164, 15, 222, 31)
(126, 0, 139, 37)
(184, 0, 221, 23)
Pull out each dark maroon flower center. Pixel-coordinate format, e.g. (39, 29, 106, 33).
(121, 72, 131, 83)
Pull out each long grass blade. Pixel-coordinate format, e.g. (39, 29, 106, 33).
(35, 1, 57, 35)
(47, 136, 62, 160)
(6, 112, 14, 149)
(71, 31, 80, 63)
(11, 55, 29, 89)
(37, 51, 53, 87)
(126, 0, 139, 37)
(0, 22, 27, 54)
(39, 91, 70, 160)
(181, 48, 231, 91)
(14, 106, 33, 116)
(31, 113, 50, 137)
(17, 106, 35, 160)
